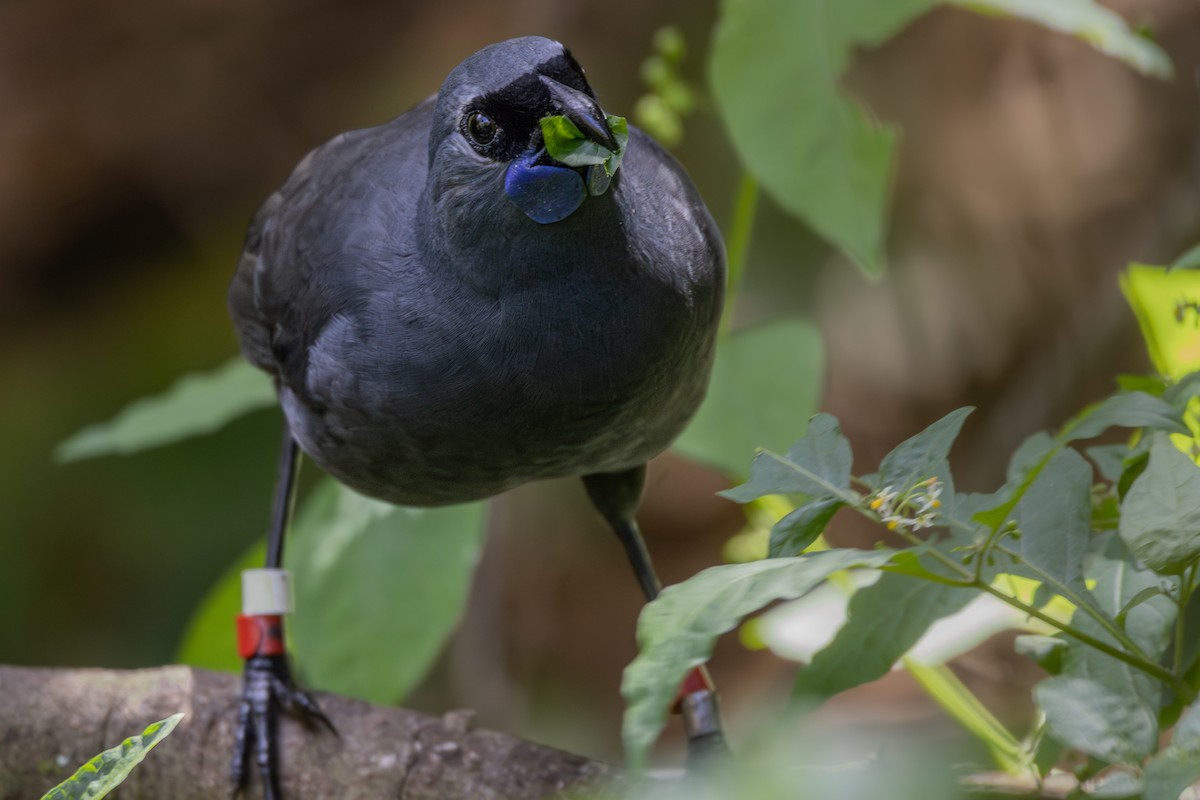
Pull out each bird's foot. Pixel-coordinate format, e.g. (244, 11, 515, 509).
(231, 617, 335, 799)
(674, 667, 731, 768)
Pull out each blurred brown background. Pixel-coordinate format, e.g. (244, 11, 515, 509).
(2, 0, 1198, 766)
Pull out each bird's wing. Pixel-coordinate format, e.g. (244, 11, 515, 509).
(227, 98, 436, 390)
(228, 193, 283, 373)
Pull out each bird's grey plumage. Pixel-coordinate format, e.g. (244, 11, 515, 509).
(229, 36, 725, 506)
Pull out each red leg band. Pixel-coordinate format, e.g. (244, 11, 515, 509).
(670, 666, 715, 714)
(237, 614, 286, 659)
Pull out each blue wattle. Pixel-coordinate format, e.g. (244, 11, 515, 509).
(505, 150, 587, 224)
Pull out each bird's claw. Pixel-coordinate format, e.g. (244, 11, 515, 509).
(231, 654, 335, 799)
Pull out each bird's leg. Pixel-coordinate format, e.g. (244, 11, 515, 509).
(582, 467, 730, 766)
(232, 428, 334, 799)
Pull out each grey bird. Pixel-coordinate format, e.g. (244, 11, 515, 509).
(228, 36, 726, 797)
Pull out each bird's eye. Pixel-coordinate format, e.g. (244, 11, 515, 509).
(465, 111, 498, 146)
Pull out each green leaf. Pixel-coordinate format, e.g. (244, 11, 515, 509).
(1119, 446, 1151, 500)
(954, 0, 1173, 79)
(1117, 373, 1170, 395)
(973, 392, 1179, 533)
(1087, 444, 1131, 484)
(539, 114, 629, 175)
(1002, 433, 1054, 483)
(1062, 532, 1174, 726)
(1175, 242, 1200, 271)
(1165, 371, 1200, 400)
(41, 713, 184, 800)
(1143, 745, 1200, 800)
(1011, 448, 1092, 591)
(710, 0, 1170, 279)
(1035, 676, 1157, 763)
(769, 498, 842, 558)
(792, 574, 973, 700)
(675, 318, 824, 476)
(175, 541, 266, 673)
(288, 479, 485, 704)
(878, 408, 973, 492)
(56, 357, 275, 462)
(1061, 391, 1187, 442)
(1087, 769, 1144, 799)
(972, 434, 1057, 532)
(1119, 433, 1200, 574)
(883, 548, 969, 586)
(720, 413, 854, 504)
(710, 0, 936, 277)
(1175, 701, 1200, 751)
(1015, 635, 1067, 673)
(621, 547, 897, 770)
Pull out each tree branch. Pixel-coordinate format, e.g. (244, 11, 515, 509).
(0, 665, 621, 799)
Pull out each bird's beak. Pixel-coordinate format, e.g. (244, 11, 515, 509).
(538, 75, 620, 153)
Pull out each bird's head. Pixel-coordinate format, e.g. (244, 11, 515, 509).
(427, 37, 626, 226)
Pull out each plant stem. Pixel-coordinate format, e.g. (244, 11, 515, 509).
(720, 174, 759, 333)
(991, 543, 1154, 665)
(975, 581, 1194, 702)
(878, 510, 1194, 702)
(1175, 563, 1196, 676)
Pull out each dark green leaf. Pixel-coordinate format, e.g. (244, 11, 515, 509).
(979, 393, 1186, 533)
(1063, 532, 1174, 722)
(288, 479, 485, 704)
(56, 358, 275, 462)
(710, 0, 937, 277)
(1174, 242, 1200, 270)
(953, 0, 1173, 78)
(768, 499, 842, 558)
(1143, 745, 1200, 800)
(1087, 444, 1130, 484)
(676, 318, 823, 476)
(41, 713, 184, 800)
(1011, 448, 1092, 591)
(175, 541, 266, 673)
(1119, 433, 1200, 574)
(1118, 446, 1150, 500)
(1163, 371, 1200, 407)
(1116, 373, 1168, 395)
(878, 408, 973, 492)
(882, 548, 968, 586)
(1086, 769, 1143, 799)
(1007, 432, 1057, 482)
(1092, 489, 1120, 530)
(621, 548, 897, 770)
(1114, 586, 1169, 629)
(1014, 635, 1066, 673)
(720, 413, 853, 504)
(973, 433, 1058, 532)
(1035, 676, 1157, 763)
(792, 574, 973, 701)
(1061, 392, 1187, 442)
(1175, 701, 1200, 751)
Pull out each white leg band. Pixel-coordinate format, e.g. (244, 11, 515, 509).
(242, 568, 294, 615)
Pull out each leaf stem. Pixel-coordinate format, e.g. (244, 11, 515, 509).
(720, 174, 759, 333)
